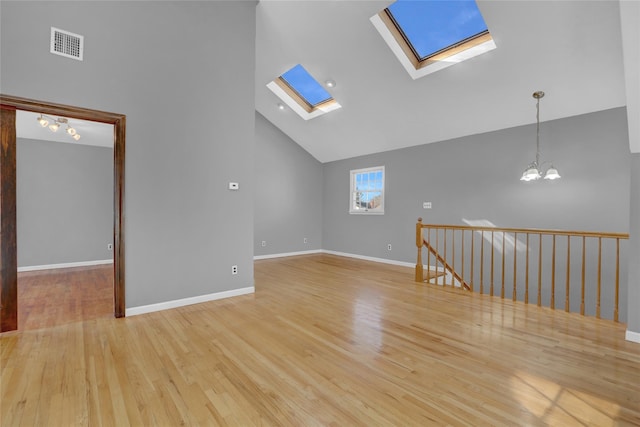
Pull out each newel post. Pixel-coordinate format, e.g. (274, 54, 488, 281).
(415, 218, 423, 282)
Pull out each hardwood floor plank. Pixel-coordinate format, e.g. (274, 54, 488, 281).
(1, 254, 639, 426)
(17, 265, 113, 331)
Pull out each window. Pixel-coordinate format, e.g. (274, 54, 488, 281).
(350, 166, 385, 214)
(266, 64, 341, 120)
(281, 64, 332, 107)
(370, 0, 495, 79)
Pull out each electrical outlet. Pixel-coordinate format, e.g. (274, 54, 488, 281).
(228, 182, 239, 190)
(231, 265, 238, 275)
(261, 241, 266, 247)
(387, 244, 392, 251)
(304, 237, 308, 244)
(107, 243, 113, 251)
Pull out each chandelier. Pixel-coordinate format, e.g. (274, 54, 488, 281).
(36, 114, 81, 141)
(520, 91, 560, 181)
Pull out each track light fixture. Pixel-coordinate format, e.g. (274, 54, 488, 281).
(36, 114, 80, 141)
(520, 91, 560, 181)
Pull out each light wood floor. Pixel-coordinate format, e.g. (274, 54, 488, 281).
(2, 254, 639, 426)
(17, 265, 114, 331)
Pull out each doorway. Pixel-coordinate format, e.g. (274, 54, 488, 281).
(1, 94, 125, 332)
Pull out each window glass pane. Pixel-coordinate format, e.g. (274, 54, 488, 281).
(387, 0, 488, 60)
(350, 166, 385, 213)
(281, 64, 333, 106)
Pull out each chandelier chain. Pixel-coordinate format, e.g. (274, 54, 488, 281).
(536, 95, 541, 166)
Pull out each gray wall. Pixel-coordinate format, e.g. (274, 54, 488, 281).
(1, 1, 257, 308)
(17, 138, 113, 267)
(629, 154, 640, 334)
(322, 107, 631, 320)
(254, 112, 323, 256)
(323, 107, 630, 260)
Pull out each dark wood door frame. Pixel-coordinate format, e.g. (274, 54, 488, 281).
(0, 94, 126, 332)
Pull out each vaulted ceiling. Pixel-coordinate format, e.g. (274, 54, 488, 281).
(255, 1, 631, 163)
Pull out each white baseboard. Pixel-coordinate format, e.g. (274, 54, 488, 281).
(253, 248, 415, 268)
(254, 249, 322, 260)
(18, 259, 113, 272)
(626, 330, 640, 344)
(321, 250, 415, 268)
(126, 286, 255, 317)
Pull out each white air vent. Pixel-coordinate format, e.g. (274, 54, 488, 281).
(50, 27, 84, 61)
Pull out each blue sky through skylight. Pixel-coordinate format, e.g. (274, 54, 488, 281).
(281, 64, 332, 107)
(387, 0, 488, 60)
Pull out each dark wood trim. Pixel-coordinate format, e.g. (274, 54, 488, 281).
(113, 116, 126, 318)
(0, 107, 18, 332)
(0, 94, 126, 330)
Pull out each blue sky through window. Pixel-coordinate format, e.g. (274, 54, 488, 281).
(356, 171, 383, 202)
(387, 0, 488, 60)
(281, 64, 332, 107)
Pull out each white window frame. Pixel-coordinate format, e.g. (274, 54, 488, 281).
(369, 7, 496, 80)
(349, 166, 385, 215)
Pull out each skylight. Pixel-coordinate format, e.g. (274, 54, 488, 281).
(281, 64, 332, 107)
(387, 0, 488, 60)
(371, 0, 496, 79)
(266, 64, 341, 120)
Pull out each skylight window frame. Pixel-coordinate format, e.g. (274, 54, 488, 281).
(274, 76, 337, 113)
(266, 64, 342, 120)
(384, 8, 491, 64)
(370, 1, 496, 79)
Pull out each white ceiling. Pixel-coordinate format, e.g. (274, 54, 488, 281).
(255, 0, 628, 163)
(16, 110, 114, 149)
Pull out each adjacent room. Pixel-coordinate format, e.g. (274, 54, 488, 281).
(1, 1, 639, 425)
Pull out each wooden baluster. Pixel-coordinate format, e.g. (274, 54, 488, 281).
(501, 232, 506, 298)
(581, 236, 586, 316)
(480, 231, 484, 294)
(461, 230, 465, 290)
(513, 232, 518, 302)
(427, 228, 431, 282)
(615, 238, 620, 322)
(436, 228, 440, 286)
(551, 234, 556, 309)
(537, 234, 542, 307)
(565, 236, 571, 313)
(470, 231, 475, 292)
(525, 233, 529, 304)
(415, 218, 423, 282)
(452, 230, 456, 287)
(490, 231, 495, 296)
(597, 237, 602, 319)
(444, 229, 448, 286)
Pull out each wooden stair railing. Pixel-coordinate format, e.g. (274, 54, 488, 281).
(423, 239, 471, 290)
(415, 219, 469, 289)
(415, 218, 630, 322)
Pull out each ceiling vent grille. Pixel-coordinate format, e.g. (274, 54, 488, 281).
(50, 27, 84, 61)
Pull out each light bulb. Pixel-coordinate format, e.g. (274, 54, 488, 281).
(37, 116, 49, 127)
(49, 122, 60, 132)
(72, 133, 81, 141)
(66, 126, 77, 136)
